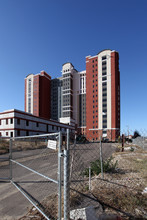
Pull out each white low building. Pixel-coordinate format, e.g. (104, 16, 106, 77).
(0, 109, 75, 137)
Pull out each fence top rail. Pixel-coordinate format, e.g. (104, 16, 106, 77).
(11, 132, 60, 140)
(0, 136, 10, 140)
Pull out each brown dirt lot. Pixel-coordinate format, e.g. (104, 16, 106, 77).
(91, 145, 147, 219)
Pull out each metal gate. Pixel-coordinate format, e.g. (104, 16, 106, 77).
(0, 137, 10, 181)
(0, 131, 70, 220)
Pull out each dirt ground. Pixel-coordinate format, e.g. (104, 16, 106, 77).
(91, 145, 147, 219)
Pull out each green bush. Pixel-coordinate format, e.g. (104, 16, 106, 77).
(83, 156, 118, 177)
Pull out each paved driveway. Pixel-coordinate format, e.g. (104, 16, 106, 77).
(0, 143, 116, 220)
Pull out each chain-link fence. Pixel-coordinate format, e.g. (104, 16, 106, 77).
(67, 130, 147, 220)
(0, 129, 147, 219)
(0, 137, 10, 181)
(10, 132, 63, 220)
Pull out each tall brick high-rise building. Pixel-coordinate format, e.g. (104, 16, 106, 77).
(24, 49, 120, 141)
(86, 49, 120, 141)
(25, 70, 51, 120)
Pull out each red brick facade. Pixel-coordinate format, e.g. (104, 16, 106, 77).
(86, 56, 99, 140)
(86, 50, 120, 141)
(25, 71, 51, 120)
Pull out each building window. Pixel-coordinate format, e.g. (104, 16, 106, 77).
(26, 131, 29, 136)
(10, 118, 13, 124)
(36, 122, 39, 127)
(0, 132, 1, 136)
(17, 118, 20, 125)
(6, 132, 8, 136)
(103, 93, 107, 97)
(0, 120, 1, 125)
(102, 71, 107, 76)
(103, 125, 107, 129)
(6, 119, 8, 125)
(103, 88, 107, 92)
(52, 125, 54, 130)
(102, 56, 106, 60)
(102, 82, 107, 86)
(11, 132, 13, 137)
(102, 77, 107, 81)
(102, 61, 106, 65)
(26, 120, 29, 126)
(17, 130, 20, 136)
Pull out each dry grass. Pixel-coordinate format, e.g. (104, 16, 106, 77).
(0, 139, 9, 154)
(91, 146, 147, 219)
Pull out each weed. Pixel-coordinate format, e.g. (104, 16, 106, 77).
(83, 156, 118, 177)
(130, 147, 134, 152)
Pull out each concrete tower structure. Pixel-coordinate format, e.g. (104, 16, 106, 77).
(59, 63, 86, 134)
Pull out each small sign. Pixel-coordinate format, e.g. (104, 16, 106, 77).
(47, 140, 57, 150)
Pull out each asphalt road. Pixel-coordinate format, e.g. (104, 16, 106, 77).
(0, 142, 116, 220)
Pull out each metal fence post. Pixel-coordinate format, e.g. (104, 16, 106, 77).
(100, 136, 104, 179)
(58, 132, 62, 220)
(9, 138, 12, 181)
(89, 166, 91, 191)
(70, 133, 76, 179)
(143, 136, 145, 150)
(64, 129, 70, 220)
(122, 134, 125, 152)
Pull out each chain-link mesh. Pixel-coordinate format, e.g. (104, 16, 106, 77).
(10, 133, 61, 220)
(1, 129, 147, 219)
(68, 130, 147, 220)
(0, 137, 10, 181)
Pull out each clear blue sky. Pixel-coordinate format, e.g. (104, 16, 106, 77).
(0, 0, 147, 133)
